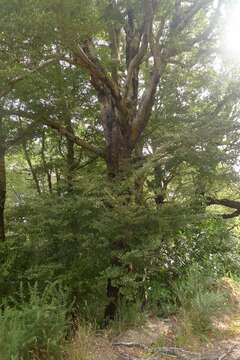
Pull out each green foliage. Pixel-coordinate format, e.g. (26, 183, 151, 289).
(174, 265, 228, 338)
(0, 0, 240, 351)
(5, 184, 162, 320)
(0, 283, 69, 360)
(113, 300, 146, 333)
(5, 191, 111, 322)
(4, 182, 240, 327)
(145, 215, 240, 317)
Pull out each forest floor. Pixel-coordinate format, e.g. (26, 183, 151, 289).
(86, 315, 240, 360)
(70, 278, 240, 360)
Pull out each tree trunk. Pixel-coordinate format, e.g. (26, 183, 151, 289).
(22, 142, 41, 195)
(0, 118, 6, 242)
(40, 131, 52, 193)
(104, 278, 120, 323)
(100, 95, 132, 178)
(18, 118, 42, 195)
(55, 168, 61, 195)
(100, 96, 134, 322)
(65, 118, 75, 191)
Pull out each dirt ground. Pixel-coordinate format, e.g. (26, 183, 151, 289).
(75, 278, 240, 359)
(91, 316, 240, 359)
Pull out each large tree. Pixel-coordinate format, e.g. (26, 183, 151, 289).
(1, 0, 224, 178)
(2, 0, 240, 320)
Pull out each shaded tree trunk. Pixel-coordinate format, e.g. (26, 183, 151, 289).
(0, 118, 6, 241)
(18, 118, 42, 195)
(100, 96, 134, 323)
(104, 279, 120, 323)
(55, 168, 61, 195)
(41, 131, 52, 193)
(99, 94, 132, 178)
(96, 3, 155, 318)
(22, 141, 41, 195)
(65, 118, 75, 191)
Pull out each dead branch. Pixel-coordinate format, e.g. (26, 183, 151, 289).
(113, 341, 148, 350)
(147, 347, 200, 360)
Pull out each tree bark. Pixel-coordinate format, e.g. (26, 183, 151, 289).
(100, 94, 132, 178)
(40, 131, 52, 193)
(207, 197, 240, 218)
(0, 118, 6, 241)
(64, 118, 75, 190)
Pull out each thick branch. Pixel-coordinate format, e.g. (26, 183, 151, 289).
(69, 46, 127, 116)
(131, 65, 163, 147)
(124, 0, 154, 100)
(4, 109, 104, 158)
(207, 197, 240, 210)
(221, 210, 240, 219)
(43, 119, 105, 158)
(207, 197, 240, 219)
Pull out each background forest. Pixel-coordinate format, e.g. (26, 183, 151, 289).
(1, 0, 240, 359)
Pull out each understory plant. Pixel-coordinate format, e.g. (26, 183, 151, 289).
(0, 283, 69, 360)
(174, 264, 228, 342)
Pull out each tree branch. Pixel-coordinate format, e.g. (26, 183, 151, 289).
(207, 197, 240, 219)
(4, 109, 105, 158)
(43, 118, 105, 158)
(7, 122, 43, 148)
(68, 44, 127, 116)
(167, 0, 221, 58)
(0, 58, 57, 98)
(131, 62, 164, 147)
(124, 0, 154, 101)
(172, 0, 212, 32)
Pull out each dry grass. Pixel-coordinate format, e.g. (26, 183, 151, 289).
(216, 277, 240, 307)
(172, 277, 240, 350)
(65, 323, 117, 360)
(65, 324, 95, 360)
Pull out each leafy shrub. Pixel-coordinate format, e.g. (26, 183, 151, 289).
(6, 190, 160, 323)
(5, 183, 240, 326)
(0, 283, 69, 360)
(113, 299, 146, 333)
(147, 280, 178, 316)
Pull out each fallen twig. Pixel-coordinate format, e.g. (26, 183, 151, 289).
(116, 350, 141, 360)
(113, 341, 148, 350)
(146, 347, 200, 360)
(218, 345, 237, 360)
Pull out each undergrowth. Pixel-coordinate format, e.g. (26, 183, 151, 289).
(173, 265, 230, 346)
(65, 323, 95, 360)
(0, 283, 69, 360)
